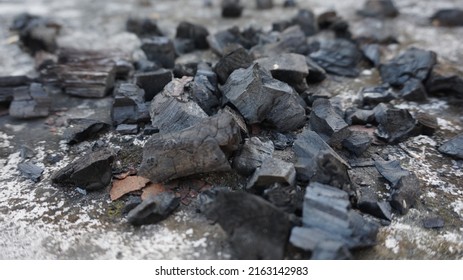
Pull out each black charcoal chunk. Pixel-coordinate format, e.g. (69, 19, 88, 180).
(246, 158, 296, 191)
(150, 77, 208, 133)
(269, 131, 296, 150)
(415, 112, 438, 136)
(135, 59, 160, 73)
(360, 84, 396, 106)
(173, 38, 195, 55)
(256, 53, 309, 93)
(345, 107, 375, 125)
(438, 133, 463, 160)
(9, 83, 50, 119)
(187, 75, 220, 116)
(173, 63, 198, 78)
(141, 37, 176, 69)
(310, 39, 361, 77)
(400, 79, 427, 102)
(342, 131, 372, 156)
(356, 187, 392, 220)
(0, 76, 31, 104)
(203, 191, 291, 259)
(251, 25, 309, 58)
(422, 216, 445, 229)
(143, 125, 159, 135)
(232, 137, 274, 176)
(431, 9, 463, 27)
(176, 21, 209, 50)
(112, 83, 149, 125)
(375, 107, 418, 143)
(122, 196, 143, 215)
(63, 118, 110, 144)
(256, 0, 273, 10)
(357, 0, 399, 18)
(309, 99, 350, 147)
(361, 44, 381, 67)
(379, 47, 436, 87)
(265, 86, 307, 132)
(207, 27, 246, 56)
(425, 72, 463, 97)
(126, 17, 163, 37)
(140, 111, 241, 182)
(214, 47, 253, 84)
(10, 13, 60, 54)
(291, 9, 318, 36)
(18, 162, 43, 182)
(221, 0, 243, 18)
(305, 57, 327, 83)
(51, 149, 114, 191)
(263, 183, 303, 214)
(374, 156, 410, 187)
(127, 192, 180, 226)
(116, 124, 139, 134)
(390, 173, 420, 215)
(135, 69, 173, 102)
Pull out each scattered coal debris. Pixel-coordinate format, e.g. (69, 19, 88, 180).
(422, 216, 445, 229)
(134, 69, 173, 101)
(357, 0, 399, 18)
(425, 66, 463, 98)
(63, 118, 110, 144)
(126, 17, 163, 38)
(251, 25, 308, 58)
(430, 9, 463, 27)
(342, 131, 372, 157)
(111, 83, 150, 126)
(290, 182, 379, 259)
(116, 124, 139, 135)
(221, 0, 243, 18)
(214, 47, 253, 84)
(127, 192, 180, 226)
(51, 148, 114, 191)
(375, 105, 419, 144)
(246, 158, 296, 192)
(232, 137, 274, 176)
(8, 82, 50, 119)
(203, 191, 291, 259)
(360, 85, 396, 106)
(207, 26, 262, 57)
(141, 37, 176, 69)
(438, 133, 463, 160)
(18, 162, 44, 182)
(176, 21, 209, 50)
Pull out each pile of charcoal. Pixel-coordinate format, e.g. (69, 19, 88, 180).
(2, 0, 463, 260)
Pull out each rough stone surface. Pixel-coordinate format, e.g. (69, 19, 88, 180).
(214, 47, 253, 84)
(232, 137, 274, 176)
(127, 192, 180, 226)
(246, 158, 296, 191)
(141, 37, 176, 69)
(310, 39, 361, 77)
(175, 21, 209, 50)
(134, 69, 173, 102)
(438, 133, 463, 159)
(342, 131, 372, 157)
(375, 107, 418, 143)
(9, 83, 50, 119)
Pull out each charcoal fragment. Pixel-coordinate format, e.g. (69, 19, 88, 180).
(422, 216, 445, 229)
(375, 107, 418, 143)
(357, 0, 399, 18)
(425, 71, 463, 98)
(232, 137, 274, 176)
(214, 47, 253, 84)
(305, 57, 327, 83)
(361, 44, 381, 67)
(431, 9, 463, 27)
(143, 125, 159, 135)
(251, 26, 309, 58)
(400, 79, 427, 102)
(221, 0, 243, 18)
(18, 162, 43, 182)
(188, 74, 220, 115)
(342, 131, 372, 156)
(263, 183, 303, 214)
(141, 37, 176, 69)
(134, 69, 173, 102)
(207, 27, 251, 56)
(269, 131, 296, 150)
(116, 124, 139, 135)
(360, 84, 396, 106)
(126, 17, 163, 37)
(63, 118, 110, 144)
(112, 83, 150, 125)
(374, 156, 410, 187)
(345, 107, 375, 125)
(9, 83, 50, 119)
(389, 173, 420, 214)
(176, 21, 210, 50)
(291, 9, 318, 36)
(438, 133, 463, 159)
(356, 187, 392, 220)
(127, 192, 180, 226)
(173, 63, 198, 78)
(246, 158, 296, 191)
(415, 112, 438, 136)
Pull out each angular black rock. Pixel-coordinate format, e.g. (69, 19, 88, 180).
(221, 63, 306, 131)
(203, 191, 291, 259)
(214, 47, 253, 84)
(51, 149, 114, 191)
(63, 118, 110, 144)
(116, 124, 139, 134)
(9, 83, 50, 119)
(126, 17, 163, 38)
(293, 129, 349, 184)
(430, 9, 463, 27)
(269, 131, 296, 150)
(18, 162, 43, 182)
(356, 187, 392, 221)
(305, 57, 327, 83)
(379, 48, 437, 87)
(345, 107, 375, 125)
(390, 173, 420, 215)
(221, 0, 243, 18)
(232, 137, 274, 176)
(207, 27, 249, 56)
(309, 98, 350, 147)
(309, 39, 361, 77)
(112, 83, 149, 125)
(256, 0, 273, 9)
(134, 69, 173, 101)
(360, 84, 396, 106)
(10, 13, 60, 54)
(187, 74, 220, 116)
(251, 25, 309, 58)
(0, 76, 31, 104)
(357, 0, 399, 18)
(256, 53, 309, 93)
(173, 38, 195, 56)
(438, 133, 463, 160)
(135, 58, 160, 73)
(127, 192, 180, 226)
(291, 9, 318, 36)
(342, 131, 372, 157)
(415, 112, 438, 136)
(175, 21, 209, 50)
(150, 77, 208, 133)
(141, 37, 176, 69)
(173, 62, 198, 78)
(400, 78, 427, 102)
(422, 216, 445, 229)
(139, 111, 241, 182)
(425, 71, 463, 97)
(374, 156, 410, 187)
(375, 107, 418, 143)
(361, 44, 381, 67)
(246, 158, 296, 192)
(143, 125, 159, 135)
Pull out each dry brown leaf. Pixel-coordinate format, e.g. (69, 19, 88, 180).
(110, 176, 150, 201)
(141, 183, 167, 200)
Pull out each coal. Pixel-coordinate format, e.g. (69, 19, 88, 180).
(291, 9, 318, 36)
(18, 162, 43, 182)
(356, 187, 392, 220)
(422, 216, 445, 229)
(246, 158, 296, 191)
(214, 47, 253, 84)
(269, 131, 296, 150)
(305, 57, 327, 83)
(360, 84, 396, 106)
(0, 76, 31, 104)
(430, 9, 463, 27)
(9, 83, 50, 119)
(256, 53, 309, 93)
(134, 59, 160, 73)
(134, 69, 173, 101)
(309, 99, 350, 147)
(379, 48, 437, 87)
(309, 39, 361, 77)
(10, 13, 60, 54)
(173, 63, 198, 78)
(116, 124, 139, 134)
(188, 74, 220, 115)
(126, 17, 163, 37)
(112, 83, 150, 125)
(438, 133, 463, 160)
(390, 173, 420, 214)
(415, 112, 438, 136)
(51, 148, 114, 191)
(127, 192, 180, 226)
(345, 107, 375, 125)
(375, 107, 418, 143)
(251, 25, 309, 58)
(173, 38, 195, 55)
(361, 44, 381, 67)
(425, 71, 463, 97)
(221, 63, 306, 131)
(342, 131, 372, 157)
(400, 79, 427, 102)
(232, 137, 274, 176)
(263, 183, 303, 214)
(203, 191, 291, 259)
(63, 118, 110, 144)
(221, 0, 243, 18)
(143, 125, 159, 135)
(175, 21, 210, 50)
(374, 156, 410, 187)
(139, 111, 241, 182)
(357, 0, 399, 18)
(141, 37, 176, 69)
(150, 77, 208, 133)
(207, 28, 245, 56)
(256, 0, 273, 9)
